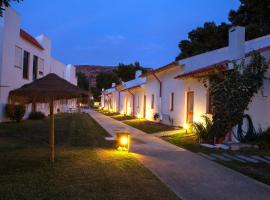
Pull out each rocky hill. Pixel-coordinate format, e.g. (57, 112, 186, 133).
(75, 65, 115, 88)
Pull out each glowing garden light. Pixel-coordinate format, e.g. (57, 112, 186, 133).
(183, 123, 190, 134)
(115, 131, 130, 151)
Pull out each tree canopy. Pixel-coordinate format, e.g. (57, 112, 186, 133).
(76, 72, 90, 91)
(176, 0, 270, 60)
(0, 0, 22, 16)
(93, 62, 148, 100)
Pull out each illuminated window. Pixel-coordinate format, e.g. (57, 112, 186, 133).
(169, 92, 174, 111)
(151, 94, 154, 109)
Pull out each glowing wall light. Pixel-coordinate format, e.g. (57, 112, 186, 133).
(115, 131, 130, 151)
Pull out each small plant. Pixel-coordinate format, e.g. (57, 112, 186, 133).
(28, 111, 46, 120)
(154, 113, 160, 121)
(193, 115, 215, 144)
(253, 128, 270, 149)
(5, 104, 26, 122)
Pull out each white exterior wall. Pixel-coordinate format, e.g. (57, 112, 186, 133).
(0, 8, 77, 120)
(144, 76, 160, 120)
(245, 50, 270, 130)
(133, 86, 145, 118)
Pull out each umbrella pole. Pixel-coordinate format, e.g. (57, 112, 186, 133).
(50, 98, 55, 163)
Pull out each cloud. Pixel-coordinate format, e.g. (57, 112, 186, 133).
(103, 35, 126, 45)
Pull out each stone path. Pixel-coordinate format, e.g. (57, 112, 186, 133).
(152, 129, 181, 137)
(88, 110, 270, 200)
(199, 153, 270, 164)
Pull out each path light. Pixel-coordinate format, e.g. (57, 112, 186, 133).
(115, 131, 130, 151)
(183, 123, 190, 134)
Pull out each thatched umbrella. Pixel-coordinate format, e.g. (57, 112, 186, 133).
(9, 73, 89, 162)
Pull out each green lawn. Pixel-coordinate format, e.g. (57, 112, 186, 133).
(163, 131, 270, 185)
(101, 111, 175, 134)
(0, 113, 179, 200)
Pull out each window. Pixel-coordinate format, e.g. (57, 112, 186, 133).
(137, 96, 140, 108)
(206, 91, 212, 114)
(151, 94, 155, 109)
(23, 50, 30, 79)
(38, 58, 44, 75)
(14, 46, 22, 68)
(169, 92, 174, 111)
(33, 55, 38, 80)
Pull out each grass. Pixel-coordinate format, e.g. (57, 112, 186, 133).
(0, 113, 179, 200)
(100, 111, 175, 134)
(163, 130, 270, 186)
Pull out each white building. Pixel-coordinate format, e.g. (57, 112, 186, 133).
(101, 26, 270, 137)
(101, 70, 146, 118)
(0, 7, 78, 120)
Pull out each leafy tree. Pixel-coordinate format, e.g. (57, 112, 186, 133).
(176, 0, 270, 60)
(93, 62, 148, 100)
(0, 0, 22, 16)
(114, 62, 146, 82)
(229, 0, 270, 40)
(176, 22, 230, 60)
(96, 72, 120, 91)
(208, 52, 269, 140)
(76, 72, 89, 91)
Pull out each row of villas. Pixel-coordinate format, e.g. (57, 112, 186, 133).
(0, 8, 78, 121)
(101, 26, 270, 141)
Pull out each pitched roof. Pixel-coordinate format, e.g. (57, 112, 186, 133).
(174, 61, 228, 79)
(20, 29, 44, 50)
(142, 62, 183, 77)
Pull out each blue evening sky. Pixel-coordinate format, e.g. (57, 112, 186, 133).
(12, 0, 239, 68)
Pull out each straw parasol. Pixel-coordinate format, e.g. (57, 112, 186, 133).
(9, 73, 89, 162)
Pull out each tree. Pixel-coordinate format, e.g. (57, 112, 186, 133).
(229, 0, 270, 40)
(114, 62, 146, 82)
(176, 22, 230, 60)
(0, 0, 22, 16)
(176, 0, 270, 60)
(208, 52, 268, 140)
(76, 72, 89, 91)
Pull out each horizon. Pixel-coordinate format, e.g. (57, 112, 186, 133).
(12, 0, 239, 69)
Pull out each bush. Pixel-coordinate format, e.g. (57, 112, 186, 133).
(193, 115, 215, 144)
(28, 111, 46, 120)
(5, 104, 26, 122)
(154, 113, 160, 120)
(254, 128, 270, 149)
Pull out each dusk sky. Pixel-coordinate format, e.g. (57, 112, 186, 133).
(12, 0, 239, 68)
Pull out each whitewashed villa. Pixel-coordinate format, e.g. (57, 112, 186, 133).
(0, 8, 78, 121)
(101, 26, 270, 141)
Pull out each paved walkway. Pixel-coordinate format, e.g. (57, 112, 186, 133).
(88, 110, 270, 200)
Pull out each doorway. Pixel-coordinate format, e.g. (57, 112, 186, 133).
(186, 91, 194, 123)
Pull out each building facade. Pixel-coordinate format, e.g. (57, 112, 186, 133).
(101, 26, 270, 140)
(0, 8, 77, 121)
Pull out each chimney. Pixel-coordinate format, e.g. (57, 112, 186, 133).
(229, 26, 245, 61)
(112, 83, 116, 87)
(135, 70, 142, 79)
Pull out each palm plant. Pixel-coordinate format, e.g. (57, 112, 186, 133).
(193, 115, 215, 144)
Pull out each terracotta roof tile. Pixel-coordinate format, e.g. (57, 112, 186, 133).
(20, 29, 44, 50)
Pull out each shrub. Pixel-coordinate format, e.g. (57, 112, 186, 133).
(5, 104, 26, 122)
(154, 113, 160, 120)
(253, 128, 270, 149)
(28, 111, 46, 120)
(193, 115, 215, 144)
